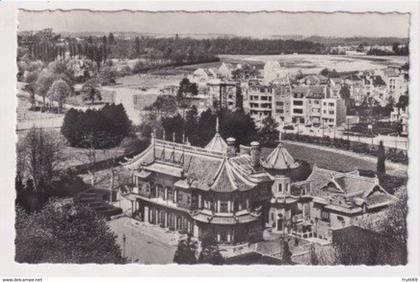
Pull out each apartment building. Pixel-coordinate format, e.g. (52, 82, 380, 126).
(320, 98, 346, 127)
(248, 84, 273, 123)
(272, 84, 292, 124)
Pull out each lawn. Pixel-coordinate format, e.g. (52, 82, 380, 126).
(115, 73, 184, 89)
(261, 142, 407, 178)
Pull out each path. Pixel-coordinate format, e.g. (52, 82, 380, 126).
(108, 217, 178, 264)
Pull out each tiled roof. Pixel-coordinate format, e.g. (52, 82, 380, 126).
(205, 133, 228, 153)
(122, 138, 272, 193)
(365, 192, 395, 209)
(262, 143, 300, 171)
(292, 86, 310, 94)
(305, 166, 396, 210)
(211, 155, 272, 192)
(305, 166, 344, 192)
(307, 85, 326, 99)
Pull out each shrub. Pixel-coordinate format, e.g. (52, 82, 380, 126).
(119, 65, 132, 77)
(283, 125, 294, 130)
(351, 142, 370, 154)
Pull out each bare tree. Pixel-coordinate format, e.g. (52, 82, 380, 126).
(18, 128, 64, 191)
(77, 134, 123, 191)
(102, 142, 124, 202)
(78, 133, 98, 187)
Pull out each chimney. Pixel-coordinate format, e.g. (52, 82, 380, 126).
(226, 137, 236, 157)
(250, 141, 261, 169)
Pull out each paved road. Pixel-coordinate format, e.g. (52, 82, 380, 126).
(108, 217, 177, 264)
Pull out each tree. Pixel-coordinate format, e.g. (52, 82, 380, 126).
(377, 140, 386, 175)
(378, 187, 407, 263)
(146, 95, 178, 118)
(61, 108, 83, 147)
(138, 111, 163, 140)
(184, 106, 199, 145)
(15, 199, 126, 264)
(18, 128, 64, 192)
(47, 79, 72, 113)
(177, 78, 198, 98)
(81, 79, 102, 105)
(97, 66, 117, 86)
(34, 70, 58, 109)
(134, 37, 141, 56)
(108, 33, 115, 45)
(173, 235, 198, 264)
(219, 109, 258, 146)
(162, 114, 185, 142)
(198, 233, 224, 264)
(61, 104, 131, 149)
(320, 68, 339, 78)
(320, 68, 330, 77)
(197, 108, 217, 147)
(258, 116, 279, 146)
(392, 42, 400, 54)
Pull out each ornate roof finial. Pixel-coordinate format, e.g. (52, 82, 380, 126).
(172, 132, 176, 142)
(216, 116, 220, 134)
(163, 129, 166, 140)
(182, 132, 185, 144)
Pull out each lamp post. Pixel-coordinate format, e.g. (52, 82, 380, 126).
(122, 234, 126, 258)
(368, 124, 373, 145)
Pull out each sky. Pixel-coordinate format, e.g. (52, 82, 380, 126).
(18, 10, 410, 38)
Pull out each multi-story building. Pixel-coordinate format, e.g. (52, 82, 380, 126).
(262, 140, 308, 234)
(247, 83, 346, 128)
(264, 150, 396, 241)
(390, 104, 408, 136)
(120, 128, 397, 244)
(290, 86, 309, 124)
(320, 98, 346, 127)
(272, 84, 292, 124)
(121, 129, 273, 244)
(305, 86, 325, 126)
(248, 84, 273, 123)
(383, 69, 408, 101)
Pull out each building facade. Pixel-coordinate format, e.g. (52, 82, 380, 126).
(120, 128, 395, 245)
(121, 131, 273, 245)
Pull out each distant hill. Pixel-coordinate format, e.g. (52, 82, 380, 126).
(53, 31, 409, 45)
(304, 36, 409, 46)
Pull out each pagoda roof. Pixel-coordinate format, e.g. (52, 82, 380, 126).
(204, 117, 228, 153)
(121, 138, 272, 193)
(204, 133, 228, 153)
(262, 142, 300, 171)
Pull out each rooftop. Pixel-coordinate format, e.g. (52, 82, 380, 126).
(122, 131, 273, 193)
